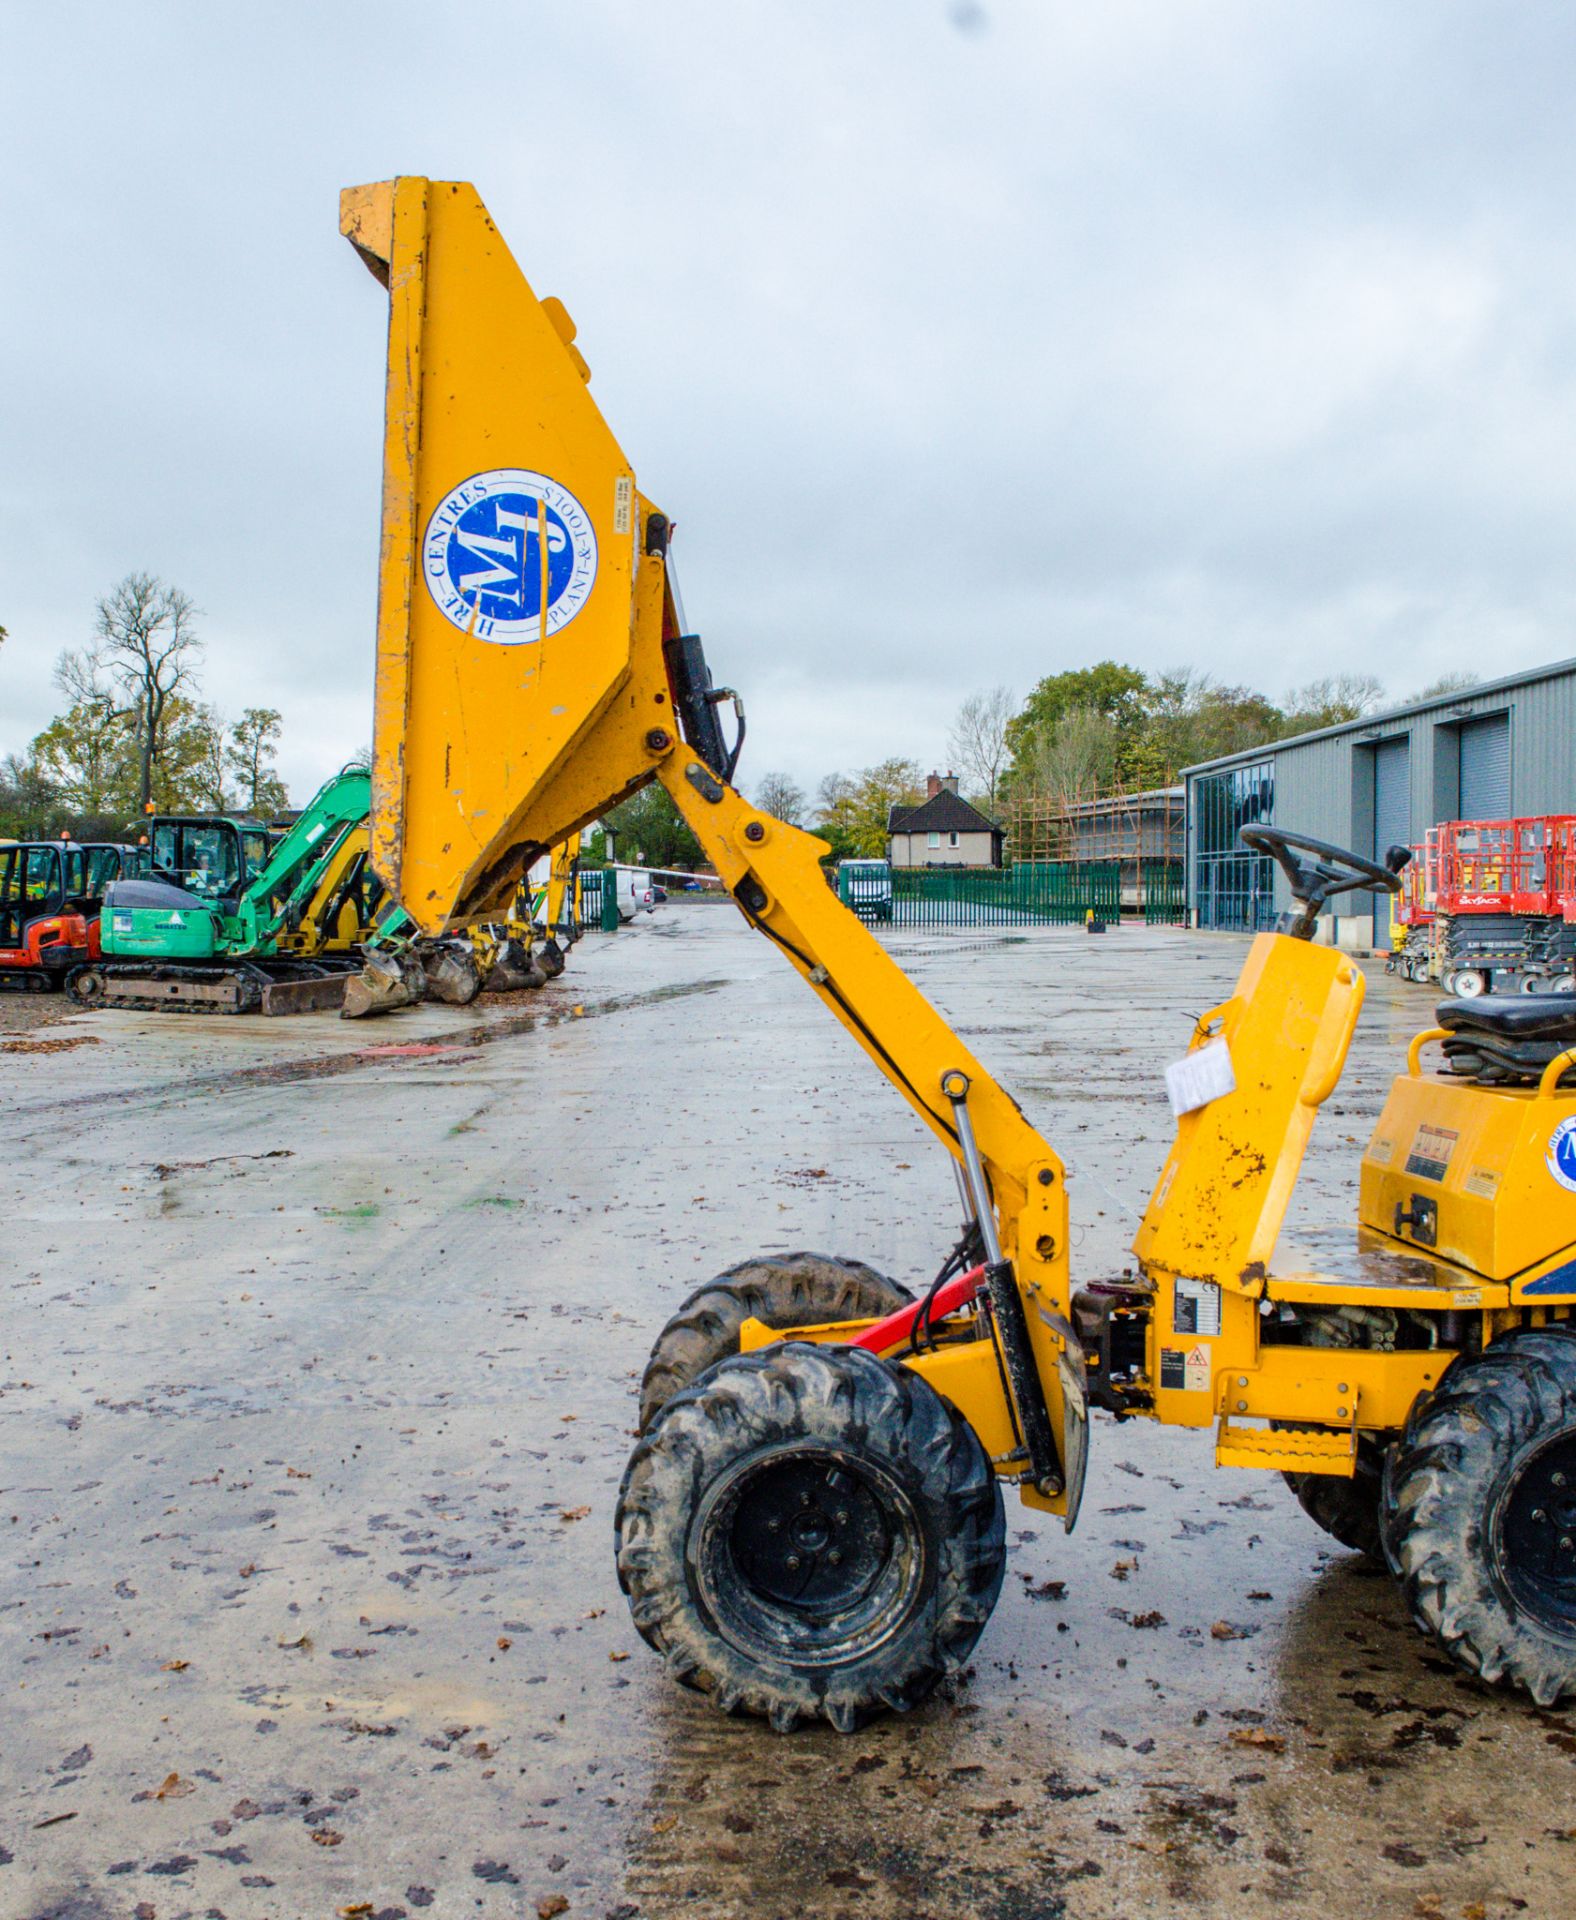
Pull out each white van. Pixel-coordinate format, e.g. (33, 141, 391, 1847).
(838, 858, 893, 923)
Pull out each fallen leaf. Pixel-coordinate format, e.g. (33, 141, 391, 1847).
(1110, 1559, 1136, 1581)
(559, 1507, 590, 1524)
(1210, 1620, 1256, 1641)
(339, 1906, 375, 1918)
(538, 1897, 570, 1918)
(311, 1828, 344, 1847)
(581, 1608, 605, 1620)
(154, 1773, 195, 1800)
(160, 1659, 190, 1673)
(609, 1651, 630, 1663)
(497, 1637, 512, 1651)
(652, 1815, 678, 1833)
(1227, 1728, 1285, 1753)
(239, 1563, 258, 1578)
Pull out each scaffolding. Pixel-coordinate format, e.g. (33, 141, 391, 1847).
(1003, 782, 1185, 917)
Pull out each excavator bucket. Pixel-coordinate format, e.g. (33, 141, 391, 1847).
(341, 948, 425, 1020)
(341, 178, 666, 933)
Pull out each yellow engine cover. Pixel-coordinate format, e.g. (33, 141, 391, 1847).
(1362, 1067, 1576, 1284)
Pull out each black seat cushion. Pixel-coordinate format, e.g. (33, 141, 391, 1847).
(1436, 996, 1576, 1043)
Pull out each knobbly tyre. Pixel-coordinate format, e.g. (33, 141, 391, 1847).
(344, 176, 1576, 1730)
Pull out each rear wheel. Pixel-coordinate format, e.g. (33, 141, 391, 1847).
(637, 1251, 911, 1432)
(1450, 968, 1488, 998)
(1383, 1328, 1576, 1705)
(1283, 1435, 1386, 1563)
(616, 1342, 1005, 1732)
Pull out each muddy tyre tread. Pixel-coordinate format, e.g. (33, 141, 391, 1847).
(1382, 1326, 1576, 1706)
(1284, 1437, 1386, 1563)
(637, 1251, 911, 1432)
(615, 1342, 1005, 1732)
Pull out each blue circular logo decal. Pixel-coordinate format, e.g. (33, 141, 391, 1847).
(1549, 1115, 1576, 1194)
(423, 468, 597, 644)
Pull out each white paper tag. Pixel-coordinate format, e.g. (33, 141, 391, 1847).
(1165, 1037, 1236, 1117)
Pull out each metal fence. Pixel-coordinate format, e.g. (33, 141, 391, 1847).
(1139, 860, 1187, 926)
(889, 862, 1122, 928)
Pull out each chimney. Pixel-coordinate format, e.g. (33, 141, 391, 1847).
(943, 770, 960, 794)
(926, 771, 942, 799)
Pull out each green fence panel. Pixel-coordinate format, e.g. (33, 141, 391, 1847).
(886, 862, 1123, 928)
(1140, 860, 1187, 926)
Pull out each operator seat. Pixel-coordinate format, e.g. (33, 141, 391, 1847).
(1436, 996, 1576, 1086)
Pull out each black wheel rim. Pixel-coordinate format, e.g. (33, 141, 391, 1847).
(1496, 1428, 1576, 1634)
(692, 1443, 926, 1668)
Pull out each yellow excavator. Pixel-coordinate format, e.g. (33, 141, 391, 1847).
(344, 178, 1576, 1729)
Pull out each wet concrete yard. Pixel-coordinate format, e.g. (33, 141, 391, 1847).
(3, 911, 1573, 1920)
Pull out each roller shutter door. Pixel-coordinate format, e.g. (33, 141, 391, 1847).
(1372, 738, 1410, 943)
(1459, 713, 1510, 819)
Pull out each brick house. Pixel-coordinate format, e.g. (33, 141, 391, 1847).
(888, 772, 1004, 869)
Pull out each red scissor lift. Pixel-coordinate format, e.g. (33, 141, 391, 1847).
(1425, 815, 1576, 997)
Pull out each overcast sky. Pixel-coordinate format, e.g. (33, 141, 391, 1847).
(4, 1, 1575, 807)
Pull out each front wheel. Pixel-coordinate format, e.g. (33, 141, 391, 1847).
(1383, 1328, 1576, 1705)
(616, 1343, 1006, 1732)
(1450, 968, 1489, 999)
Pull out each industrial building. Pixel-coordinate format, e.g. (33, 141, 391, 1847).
(1182, 657, 1576, 946)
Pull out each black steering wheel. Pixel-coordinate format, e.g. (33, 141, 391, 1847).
(1240, 826, 1409, 940)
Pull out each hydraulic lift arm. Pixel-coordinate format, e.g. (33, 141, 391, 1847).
(343, 177, 1080, 1509)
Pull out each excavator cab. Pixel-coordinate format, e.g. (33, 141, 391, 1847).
(345, 176, 1576, 1726)
(0, 842, 88, 986)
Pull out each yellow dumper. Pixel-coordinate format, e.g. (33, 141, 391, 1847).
(344, 177, 1576, 1728)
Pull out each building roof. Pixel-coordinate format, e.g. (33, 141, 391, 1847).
(888, 790, 1002, 836)
(1181, 654, 1576, 779)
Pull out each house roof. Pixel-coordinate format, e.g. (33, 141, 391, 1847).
(888, 790, 1002, 836)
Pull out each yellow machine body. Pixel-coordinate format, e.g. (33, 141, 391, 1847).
(1362, 1035, 1576, 1292)
(271, 826, 379, 957)
(345, 177, 1576, 1522)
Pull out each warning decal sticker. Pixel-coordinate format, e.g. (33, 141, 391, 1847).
(1405, 1124, 1459, 1183)
(1159, 1345, 1212, 1393)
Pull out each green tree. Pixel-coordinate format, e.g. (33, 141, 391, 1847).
(189, 705, 232, 811)
(1021, 704, 1121, 801)
(815, 758, 924, 859)
(28, 646, 134, 817)
(227, 707, 289, 815)
(604, 781, 703, 869)
(0, 752, 60, 838)
(1004, 662, 1148, 793)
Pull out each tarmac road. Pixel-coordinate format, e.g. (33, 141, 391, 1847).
(2, 910, 1572, 1920)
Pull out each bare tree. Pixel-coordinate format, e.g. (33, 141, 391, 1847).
(946, 686, 1014, 806)
(1282, 673, 1387, 730)
(94, 573, 202, 812)
(753, 770, 806, 826)
(1410, 671, 1481, 701)
(1027, 704, 1120, 804)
